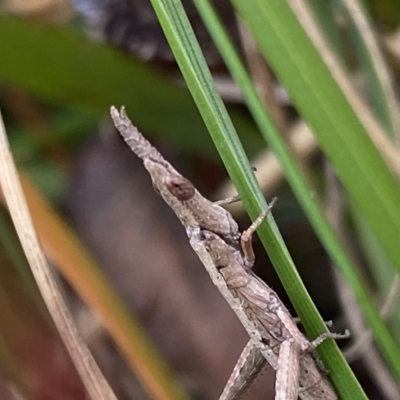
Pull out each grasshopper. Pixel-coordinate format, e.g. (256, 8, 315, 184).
(110, 106, 349, 400)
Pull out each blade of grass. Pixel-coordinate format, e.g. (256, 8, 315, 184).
(2, 173, 190, 400)
(231, 0, 400, 374)
(193, 1, 382, 398)
(147, 0, 368, 398)
(0, 109, 117, 400)
(148, 1, 265, 213)
(230, 0, 400, 284)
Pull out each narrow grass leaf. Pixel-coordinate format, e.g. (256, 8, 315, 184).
(147, 0, 369, 397)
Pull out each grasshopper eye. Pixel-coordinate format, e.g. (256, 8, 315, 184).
(165, 174, 195, 201)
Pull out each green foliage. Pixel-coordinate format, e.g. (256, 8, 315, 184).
(0, 15, 260, 158)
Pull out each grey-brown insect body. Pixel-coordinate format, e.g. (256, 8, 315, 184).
(111, 106, 340, 400)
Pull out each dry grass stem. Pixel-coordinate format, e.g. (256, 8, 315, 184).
(288, 0, 400, 178)
(340, 0, 400, 144)
(236, 16, 288, 134)
(0, 109, 117, 400)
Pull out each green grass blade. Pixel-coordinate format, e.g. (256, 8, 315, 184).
(147, 0, 369, 398)
(149, 0, 264, 210)
(230, 1, 400, 284)
(231, 0, 400, 377)
(192, 0, 382, 397)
